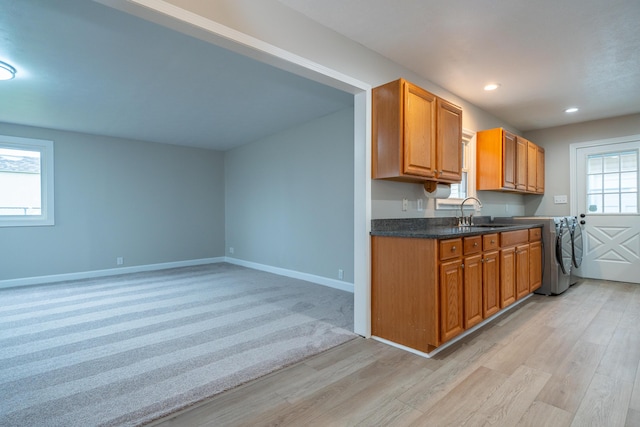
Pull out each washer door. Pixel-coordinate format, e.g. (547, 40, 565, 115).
(571, 219, 584, 268)
(555, 220, 573, 275)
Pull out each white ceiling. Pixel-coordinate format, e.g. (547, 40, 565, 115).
(279, 0, 640, 131)
(0, 0, 353, 151)
(2, 1, 639, 152)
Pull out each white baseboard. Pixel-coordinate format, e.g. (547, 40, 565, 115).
(225, 257, 355, 293)
(372, 293, 533, 358)
(0, 257, 225, 289)
(0, 257, 355, 293)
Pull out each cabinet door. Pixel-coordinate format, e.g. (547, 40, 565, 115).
(515, 244, 530, 300)
(464, 254, 483, 329)
(527, 141, 537, 192)
(500, 247, 516, 308)
(536, 146, 545, 193)
(483, 250, 500, 318)
(515, 136, 528, 190)
(529, 241, 542, 292)
(436, 98, 462, 182)
(440, 259, 464, 343)
(404, 83, 437, 178)
(502, 131, 517, 189)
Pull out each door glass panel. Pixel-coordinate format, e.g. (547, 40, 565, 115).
(603, 173, 619, 192)
(586, 150, 638, 214)
(588, 156, 602, 173)
(588, 174, 602, 192)
(621, 153, 637, 171)
(603, 155, 620, 173)
(587, 194, 602, 213)
(603, 193, 619, 213)
(621, 193, 638, 213)
(621, 172, 637, 191)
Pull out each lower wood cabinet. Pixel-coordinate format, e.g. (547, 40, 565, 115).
(515, 244, 530, 300)
(529, 240, 542, 292)
(482, 250, 500, 317)
(371, 227, 543, 353)
(463, 253, 483, 329)
(500, 247, 517, 308)
(440, 258, 464, 342)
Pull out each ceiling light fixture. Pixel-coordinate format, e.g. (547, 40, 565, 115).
(564, 107, 579, 113)
(0, 61, 17, 80)
(484, 83, 500, 91)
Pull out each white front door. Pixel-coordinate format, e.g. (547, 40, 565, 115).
(572, 136, 640, 284)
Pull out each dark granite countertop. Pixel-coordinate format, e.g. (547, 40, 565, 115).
(371, 217, 544, 239)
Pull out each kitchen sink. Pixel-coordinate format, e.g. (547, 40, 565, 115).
(471, 224, 512, 228)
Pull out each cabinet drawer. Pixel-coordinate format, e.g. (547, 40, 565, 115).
(440, 238, 462, 260)
(500, 229, 528, 247)
(529, 227, 542, 242)
(483, 233, 499, 251)
(464, 236, 482, 255)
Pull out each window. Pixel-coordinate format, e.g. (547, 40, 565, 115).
(437, 129, 476, 209)
(586, 150, 638, 214)
(0, 135, 54, 227)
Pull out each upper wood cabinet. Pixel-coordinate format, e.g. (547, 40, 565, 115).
(536, 145, 545, 194)
(515, 136, 528, 191)
(476, 128, 545, 194)
(372, 78, 462, 184)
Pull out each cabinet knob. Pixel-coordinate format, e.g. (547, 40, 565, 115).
(474, 242, 478, 247)
(491, 239, 495, 244)
(451, 246, 456, 251)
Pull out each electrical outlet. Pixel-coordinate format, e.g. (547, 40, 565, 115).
(116, 257, 123, 265)
(417, 198, 423, 211)
(338, 269, 344, 280)
(402, 198, 408, 211)
(229, 247, 234, 255)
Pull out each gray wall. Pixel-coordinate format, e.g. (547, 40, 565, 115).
(225, 108, 354, 282)
(523, 113, 640, 216)
(0, 122, 226, 281)
(162, 0, 528, 221)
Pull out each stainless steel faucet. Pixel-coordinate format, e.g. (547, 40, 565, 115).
(458, 197, 483, 227)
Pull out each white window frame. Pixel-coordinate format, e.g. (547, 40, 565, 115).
(0, 135, 55, 227)
(436, 128, 477, 210)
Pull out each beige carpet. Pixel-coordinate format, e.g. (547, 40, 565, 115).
(0, 263, 355, 426)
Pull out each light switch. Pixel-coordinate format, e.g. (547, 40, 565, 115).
(554, 195, 568, 204)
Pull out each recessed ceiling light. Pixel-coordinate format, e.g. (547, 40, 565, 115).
(0, 61, 17, 80)
(564, 107, 579, 113)
(484, 83, 500, 91)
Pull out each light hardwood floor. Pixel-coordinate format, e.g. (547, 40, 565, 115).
(151, 279, 640, 426)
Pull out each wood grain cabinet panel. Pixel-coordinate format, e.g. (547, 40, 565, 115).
(371, 228, 541, 354)
(476, 128, 545, 195)
(371, 236, 439, 353)
(515, 244, 530, 300)
(482, 250, 500, 318)
(527, 141, 537, 193)
(500, 246, 516, 308)
(372, 78, 462, 184)
(529, 240, 542, 292)
(436, 97, 463, 182)
(536, 146, 545, 194)
(463, 253, 483, 329)
(440, 258, 464, 342)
